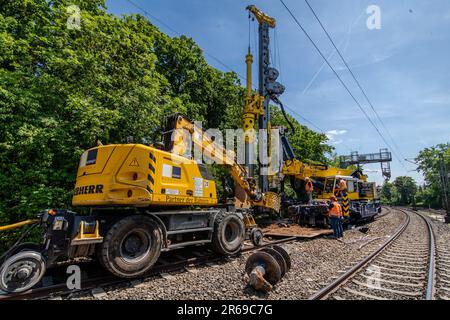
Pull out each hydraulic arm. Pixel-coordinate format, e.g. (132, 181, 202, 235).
(164, 113, 281, 213)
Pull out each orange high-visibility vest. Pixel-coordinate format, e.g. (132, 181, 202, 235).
(329, 201, 342, 217)
(305, 181, 314, 192)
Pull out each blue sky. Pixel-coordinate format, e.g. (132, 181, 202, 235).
(105, 0, 450, 185)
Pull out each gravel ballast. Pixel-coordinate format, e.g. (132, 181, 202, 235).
(420, 210, 450, 300)
(69, 208, 405, 300)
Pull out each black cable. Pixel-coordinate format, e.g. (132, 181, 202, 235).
(272, 97, 296, 134)
(303, 0, 407, 164)
(0, 223, 39, 263)
(125, 0, 248, 83)
(279, 0, 406, 169)
(126, 0, 350, 150)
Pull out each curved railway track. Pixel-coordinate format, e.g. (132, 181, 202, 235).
(421, 210, 450, 300)
(376, 206, 392, 219)
(309, 208, 436, 300)
(435, 237, 450, 300)
(2, 207, 439, 301)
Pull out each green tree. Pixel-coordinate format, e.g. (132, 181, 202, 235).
(0, 0, 332, 232)
(393, 176, 417, 206)
(381, 182, 396, 205)
(416, 143, 450, 209)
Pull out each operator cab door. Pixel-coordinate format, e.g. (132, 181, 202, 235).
(324, 177, 336, 198)
(323, 176, 359, 200)
(345, 179, 359, 200)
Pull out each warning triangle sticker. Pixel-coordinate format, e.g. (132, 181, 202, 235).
(129, 158, 140, 167)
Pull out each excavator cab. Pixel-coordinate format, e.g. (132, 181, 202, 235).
(321, 175, 359, 201)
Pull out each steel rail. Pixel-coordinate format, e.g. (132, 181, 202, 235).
(0, 235, 298, 300)
(308, 208, 410, 300)
(416, 212, 436, 300)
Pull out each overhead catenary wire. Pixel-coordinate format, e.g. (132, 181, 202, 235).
(303, 0, 407, 165)
(125, 0, 247, 83)
(279, 0, 406, 169)
(126, 0, 329, 138)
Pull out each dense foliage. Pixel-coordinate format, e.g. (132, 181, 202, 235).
(381, 143, 449, 208)
(415, 143, 450, 208)
(0, 0, 332, 233)
(381, 177, 417, 206)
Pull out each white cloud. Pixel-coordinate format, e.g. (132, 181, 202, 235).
(326, 129, 348, 136)
(326, 129, 347, 145)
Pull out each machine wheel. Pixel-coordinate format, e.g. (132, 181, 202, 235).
(98, 215, 162, 278)
(250, 228, 264, 247)
(0, 250, 46, 293)
(211, 211, 245, 255)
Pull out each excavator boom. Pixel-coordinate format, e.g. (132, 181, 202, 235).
(164, 114, 281, 212)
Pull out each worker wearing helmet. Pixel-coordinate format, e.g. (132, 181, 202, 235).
(328, 196, 344, 239)
(305, 177, 314, 205)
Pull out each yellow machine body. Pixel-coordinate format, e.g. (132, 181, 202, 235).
(72, 144, 218, 208)
(282, 159, 378, 201)
(316, 175, 360, 201)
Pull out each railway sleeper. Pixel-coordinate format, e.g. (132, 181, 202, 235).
(381, 253, 428, 261)
(358, 274, 423, 287)
(388, 247, 429, 253)
(374, 260, 427, 270)
(378, 256, 426, 266)
(351, 279, 423, 297)
(372, 271, 426, 281)
(370, 264, 426, 275)
(438, 278, 450, 285)
(342, 287, 389, 300)
(439, 287, 450, 293)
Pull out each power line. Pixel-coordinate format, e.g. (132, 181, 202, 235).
(279, 0, 406, 169)
(303, 0, 407, 163)
(282, 104, 354, 152)
(126, 0, 329, 139)
(125, 0, 247, 82)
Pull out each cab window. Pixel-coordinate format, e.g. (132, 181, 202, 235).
(347, 180, 355, 193)
(325, 178, 335, 193)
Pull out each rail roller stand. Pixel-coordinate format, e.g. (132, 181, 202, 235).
(0, 219, 44, 294)
(244, 245, 291, 293)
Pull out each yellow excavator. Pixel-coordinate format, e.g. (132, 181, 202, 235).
(0, 4, 284, 294)
(0, 111, 281, 293)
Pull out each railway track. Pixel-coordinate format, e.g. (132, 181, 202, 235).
(0, 235, 297, 300)
(435, 237, 450, 300)
(1, 207, 426, 301)
(309, 208, 436, 300)
(376, 206, 392, 219)
(420, 211, 450, 300)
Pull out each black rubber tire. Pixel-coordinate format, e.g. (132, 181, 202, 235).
(211, 211, 245, 255)
(98, 215, 162, 278)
